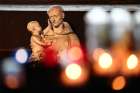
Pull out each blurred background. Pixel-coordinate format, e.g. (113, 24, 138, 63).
(0, 1, 140, 93)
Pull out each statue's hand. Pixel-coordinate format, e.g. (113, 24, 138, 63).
(48, 19, 53, 30)
(41, 34, 45, 38)
(48, 19, 52, 27)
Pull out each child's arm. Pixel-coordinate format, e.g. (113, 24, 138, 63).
(32, 36, 46, 46)
(32, 36, 52, 47)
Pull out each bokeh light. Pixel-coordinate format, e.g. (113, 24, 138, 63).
(61, 64, 89, 87)
(68, 46, 83, 61)
(1, 57, 25, 89)
(112, 75, 126, 91)
(121, 54, 140, 76)
(85, 7, 109, 25)
(98, 52, 112, 69)
(85, 7, 110, 60)
(2, 57, 22, 74)
(4, 75, 20, 89)
(15, 48, 28, 64)
(110, 8, 133, 43)
(127, 54, 138, 70)
(59, 49, 70, 67)
(65, 63, 82, 80)
(92, 48, 105, 62)
(134, 11, 140, 24)
(110, 8, 132, 25)
(133, 11, 140, 50)
(93, 51, 118, 76)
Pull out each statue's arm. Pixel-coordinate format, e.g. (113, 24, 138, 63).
(32, 36, 46, 46)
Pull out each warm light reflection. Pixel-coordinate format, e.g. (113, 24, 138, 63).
(127, 54, 138, 70)
(93, 51, 118, 76)
(65, 63, 82, 80)
(121, 54, 140, 76)
(98, 52, 112, 69)
(61, 64, 89, 86)
(112, 75, 126, 91)
(68, 46, 83, 61)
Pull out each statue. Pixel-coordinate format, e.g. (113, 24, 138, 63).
(27, 5, 80, 66)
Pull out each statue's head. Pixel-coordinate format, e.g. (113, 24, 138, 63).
(47, 5, 64, 28)
(27, 21, 42, 34)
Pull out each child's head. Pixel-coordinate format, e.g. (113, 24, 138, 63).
(27, 21, 42, 34)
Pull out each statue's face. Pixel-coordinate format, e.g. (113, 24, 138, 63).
(31, 23, 42, 34)
(33, 23, 41, 32)
(48, 8, 64, 28)
(34, 24, 42, 32)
